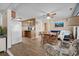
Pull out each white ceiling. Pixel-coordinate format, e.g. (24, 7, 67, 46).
(0, 3, 77, 20)
(0, 3, 20, 14)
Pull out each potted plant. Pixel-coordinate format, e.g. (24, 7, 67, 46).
(0, 26, 7, 35)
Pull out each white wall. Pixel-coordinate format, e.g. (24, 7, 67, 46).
(7, 10, 12, 48)
(35, 19, 44, 38)
(0, 13, 2, 26)
(77, 26, 79, 39)
(7, 10, 22, 48)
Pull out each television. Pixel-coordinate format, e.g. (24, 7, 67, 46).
(55, 22, 64, 27)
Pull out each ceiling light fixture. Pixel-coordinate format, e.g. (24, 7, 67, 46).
(47, 16, 51, 19)
(16, 18, 21, 20)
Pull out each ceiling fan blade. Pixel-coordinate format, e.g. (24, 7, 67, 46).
(40, 9, 48, 13)
(36, 15, 47, 19)
(51, 13, 56, 15)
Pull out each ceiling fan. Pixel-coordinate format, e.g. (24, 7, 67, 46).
(36, 8, 59, 19)
(36, 7, 64, 19)
(37, 11, 56, 19)
(46, 12, 56, 18)
(37, 6, 73, 19)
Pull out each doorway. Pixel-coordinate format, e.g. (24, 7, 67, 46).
(22, 18, 36, 39)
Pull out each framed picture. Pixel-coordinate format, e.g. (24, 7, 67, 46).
(11, 10, 16, 18)
(55, 22, 64, 27)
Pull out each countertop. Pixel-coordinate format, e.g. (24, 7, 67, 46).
(0, 35, 7, 38)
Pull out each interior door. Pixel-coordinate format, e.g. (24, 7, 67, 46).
(11, 20, 22, 45)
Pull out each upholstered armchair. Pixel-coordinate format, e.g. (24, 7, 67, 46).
(43, 40, 77, 56)
(60, 40, 77, 56)
(43, 43, 60, 56)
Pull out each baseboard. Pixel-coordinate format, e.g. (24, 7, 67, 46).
(12, 40, 22, 45)
(7, 50, 14, 56)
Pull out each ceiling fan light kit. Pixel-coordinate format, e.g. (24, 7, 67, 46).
(47, 16, 51, 19)
(47, 12, 56, 18)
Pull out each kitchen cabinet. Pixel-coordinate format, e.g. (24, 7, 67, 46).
(0, 38, 6, 52)
(24, 31, 31, 38)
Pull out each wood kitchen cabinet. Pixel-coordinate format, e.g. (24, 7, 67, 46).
(24, 30, 35, 38)
(24, 31, 31, 38)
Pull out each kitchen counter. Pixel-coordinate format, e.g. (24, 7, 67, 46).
(0, 35, 7, 38)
